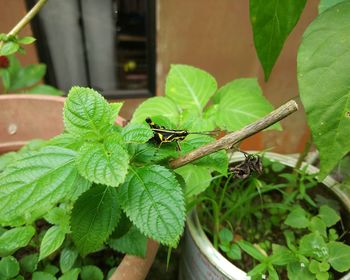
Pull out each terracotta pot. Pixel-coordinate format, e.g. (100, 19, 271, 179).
(0, 94, 158, 280)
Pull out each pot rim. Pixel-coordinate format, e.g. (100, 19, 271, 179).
(187, 151, 350, 280)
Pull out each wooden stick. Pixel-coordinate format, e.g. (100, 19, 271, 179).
(170, 100, 298, 169)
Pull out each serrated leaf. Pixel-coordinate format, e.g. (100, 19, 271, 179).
(298, 1, 350, 178)
(19, 253, 38, 273)
(108, 225, 147, 257)
(17, 36, 36, 45)
(63, 87, 112, 139)
(175, 164, 212, 199)
(284, 206, 309, 229)
(318, 205, 340, 227)
(9, 64, 46, 91)
(250, 0, 306, 80)
(318, 0, 346, 13)
(0, 226, 35, 256)
(0, 146, 88, 226)
(59, 247, 79, 273)
(166, 64, 217, 113)
(26, 84, 64, 96)
(80, 265, 103, 280)
(299, 232, 328, 260)
(109, 102, 123, 124)
(58, 268, 80, 280)
(71, 185, 121, 256)
(328, 241, 350, 272)
(131, 96, 180, 124)
(0, 41, 19, 56)
(39, 226, 66, 260)
(119, 165, 185, 246)
(44, 207, 70, 228)
(216, 78, 281, 131)
(76, 135, 129, 187)
(48, 133, 84, 152)
(0, 256, 19, 278)
(121, 123, 153, 143)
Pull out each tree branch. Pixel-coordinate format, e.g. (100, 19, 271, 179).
(169, 100, 298, 169)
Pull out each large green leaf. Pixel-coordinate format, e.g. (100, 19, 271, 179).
(131, 96, 180, 124)
(0, 146, 89, 226)
(39, 226, 66, 260)
(9, 64, 46, 91)
(298, 1, 350, 178)
(0, 226, 35, 256)
(119, 165, 185, 246)
(216, 78, 280, 131)
(121, 122, 154, 144)
(318, 0, 346, 13)
(166, 64, 217, 113)
(328, 241, 350, 272)
(250, 0, 306, 80)
(76, 135, 129, 187)
(71, 185, 121, 256)
(63, 87, 112, 140)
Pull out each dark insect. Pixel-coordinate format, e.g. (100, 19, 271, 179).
(146, 117, 217, 151)
(229, 152, 263, 179)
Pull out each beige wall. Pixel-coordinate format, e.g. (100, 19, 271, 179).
(157, 0, 319, 153)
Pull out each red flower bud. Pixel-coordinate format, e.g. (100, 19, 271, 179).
(0, 56, 9, 69)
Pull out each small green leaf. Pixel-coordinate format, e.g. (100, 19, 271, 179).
(309, 259, 321, 274)
(131, 96, 180, 124)
(108, 226, 147, 257)
(319, 261, 330, 272)
(299, 233, 328, 260)
(19, 253, 38, 273)
(119, 165, 185, 246)
(0, 226, 35, 256)
(298, 1, 350, 178)
(58, 268, 80, 280)
(39, 226, 66, 260)
(318, 0, 346, 13)
(80, 265, 103, 280)
(0, 41, 19, 56)
(64, 87, 112, 140)
(318, 205, 340, 227)
(166, 64, 217, 113)
(0, 256, 19, 278)
(309, 217, 327, 238)
(250, 0, 306, 80)
(267, 265, 279, 280)
(59, 247, 79, 273)
(26, 84, 64, 96)
(238, 240, 266, 262)
(247, 263, 267, 277)
(1, 69, 10, 90)
(110, 102, 123, 124)
(121, 122, 153, 143)
(284, 206, 309, 229)
(328, 241, 350, 272)
(43, 264, 59, 275)
(219, 228, 233, 244)
(9, 64, 46, 90)
(316, 271, 329, 280)
(76, 135, 129, 187)
(216, 78, 281, 131)
(287, 261, 315, 280)
(71, 185, 121, 256)
(44, 207, 70, 230)
(227, 243, 241, 260)
(32, 271, 56, 280)
(270, 244, 296, 265)
(17, 36, 36, 45)
(175, 164, 212, 200)
(48, 133, 84, 152)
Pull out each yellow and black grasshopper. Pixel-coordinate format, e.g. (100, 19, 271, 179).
(146, 117, 217, 151)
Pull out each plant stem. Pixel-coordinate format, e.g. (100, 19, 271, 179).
(169, 100, 299, 169)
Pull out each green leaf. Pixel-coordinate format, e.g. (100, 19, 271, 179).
(71, 185, 121, 256)
(287, 261, 315, 280)
(131, 96, 180, 124)
(32, 271, 56, 280)
(219, 228, 233, 244)
(267, 265, 279, 280)
(43, 264, 59, 275)
(110, 102, 123, 124)
(9, 64, 46, 91)
(328, 241, 350, 272)
(80, 265, 103, 280)
(0, 146, 88, 226)
(76, 135, 129, 187)
(247, 263, 267, 277)
(284, 206, 309, 229)
(119, 165, 185, 246)
(1, 69, 10, 90)
(316, 271, 329, 280)
(0, 41, 19, 56)
(298, 1, 350, 178)
(58, 268, 80, 280)
(238, 240, 266, 262)
(108, 226, 147, 257)
(121, 122, 153, 143)
(17, 36, 36, 45)
(48, 133, 84, 152)
(309, 217, 327, 238)
(299, 232, 328, 260)
(59, 247, 79, 273)
(318, 205, 340, 227)
(0, 152, 17, 173)
(26, 84, 64, 96)
(250, 0, 306, 80)
(216, 78, 281, 131)
(166, 64, 217, 113)
(0, 256, 19, 278)
(175, 164, 212, 199)
(227, 243, 241, 260)
(319, 261, 330, 272)
(63, 87, 112, 139)
(0, 226, 35, 256)
(39, 226, 66, 260)
(19, 253, 38, 273)
(270, 244, 296, 265)
(44, 207, 70, 230)
(318, 0, 346, 13)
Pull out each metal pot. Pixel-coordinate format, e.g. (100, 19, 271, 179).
(179, 152, 350, 280)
